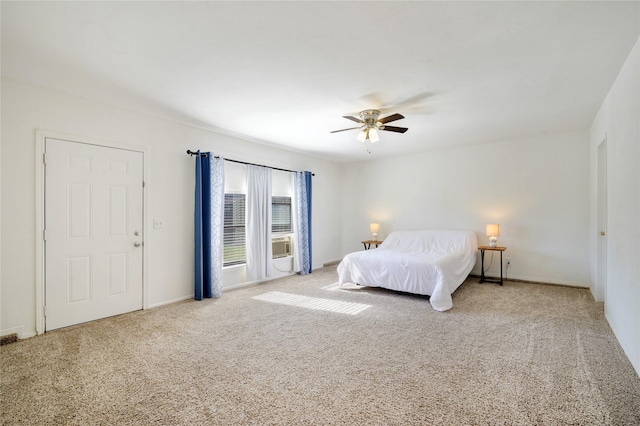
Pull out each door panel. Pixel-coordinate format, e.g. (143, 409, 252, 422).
(45, 138, 143, 331)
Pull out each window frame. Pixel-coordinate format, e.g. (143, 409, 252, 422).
(222, 194, 294, 267)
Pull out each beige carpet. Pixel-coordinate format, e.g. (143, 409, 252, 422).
(2, 266, 639, 425)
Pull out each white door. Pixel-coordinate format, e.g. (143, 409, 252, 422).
(45, 138, 143, 331)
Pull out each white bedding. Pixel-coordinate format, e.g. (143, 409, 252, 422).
(337, 230, 478, 311)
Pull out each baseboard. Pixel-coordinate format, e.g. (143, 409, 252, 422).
(224, 271, 297, 292)
(1, 326, 37, 340)
(322, 259, 342, 267)
(147, 294, 193, 309)
(468, 274, 589, 289)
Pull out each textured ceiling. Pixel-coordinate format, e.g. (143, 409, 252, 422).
(2, 1, 638, 161)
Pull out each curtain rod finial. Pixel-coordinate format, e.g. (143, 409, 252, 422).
(187, 150, 207, 157)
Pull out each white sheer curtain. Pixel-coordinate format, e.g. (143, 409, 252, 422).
(245, 165, 272, 281)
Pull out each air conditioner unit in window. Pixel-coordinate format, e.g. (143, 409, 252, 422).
(272, 236, 291, 259)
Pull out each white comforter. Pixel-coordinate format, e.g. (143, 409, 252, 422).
(337, 230, 478, 311)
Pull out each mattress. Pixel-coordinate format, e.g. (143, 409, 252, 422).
(337, 229, 478, 311)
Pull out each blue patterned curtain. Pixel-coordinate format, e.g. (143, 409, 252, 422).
(294, 171, 312, 274)
(194, 152, 225, 300)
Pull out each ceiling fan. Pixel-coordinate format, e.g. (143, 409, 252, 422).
(330, 109, 408, 143)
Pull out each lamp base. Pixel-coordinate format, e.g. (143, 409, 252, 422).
(489, 236, 497, 248)
(371, 233, 378, 242)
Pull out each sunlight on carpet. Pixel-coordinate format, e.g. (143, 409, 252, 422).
(321, 282, 370, 293)
(252, 291, 371, 315)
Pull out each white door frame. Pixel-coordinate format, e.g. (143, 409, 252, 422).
(596, 135, 608, 304)
(35, 130, 150, 334)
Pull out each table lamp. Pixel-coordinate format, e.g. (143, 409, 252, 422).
(486, 224, 500, 248)
(370, 223, 380, 241)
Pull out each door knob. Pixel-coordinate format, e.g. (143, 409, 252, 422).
(134, 241, 141, 247)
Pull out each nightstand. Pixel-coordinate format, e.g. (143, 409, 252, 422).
(361, 240, 383, 250)
(478, 245, 507, 285)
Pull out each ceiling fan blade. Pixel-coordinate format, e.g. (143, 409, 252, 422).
(343, 115, 364, 124)
(380, 125, 408, 133)
(378, 113, 405, 124)
(330, 126, 362, 133)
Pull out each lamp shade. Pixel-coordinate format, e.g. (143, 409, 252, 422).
(368, 128, 379, 143)
(486, 224, 500, 237)
(370, 223, 380, 234)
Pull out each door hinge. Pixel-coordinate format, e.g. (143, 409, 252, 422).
(43, 306, 47, 317)
(43, 229, 47, 241)
(42, 153, 47, 164)
(142, 181, 146, 188)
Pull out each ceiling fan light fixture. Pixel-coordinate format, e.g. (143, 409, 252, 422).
(331, 109, 408, 146)
(368, 128, 379, 143)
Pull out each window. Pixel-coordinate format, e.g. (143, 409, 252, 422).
(223, 194, 292, 266)
(272, 196, 292, 234)
(223, 193, 245, 266)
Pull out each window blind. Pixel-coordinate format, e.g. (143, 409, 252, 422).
(272, 196, 292, 234)
(223, 193, 246, 266)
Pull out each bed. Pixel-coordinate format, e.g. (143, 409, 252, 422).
(337, 229, 478, 311)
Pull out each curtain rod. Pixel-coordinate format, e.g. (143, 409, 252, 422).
(186, 150, 315, 176)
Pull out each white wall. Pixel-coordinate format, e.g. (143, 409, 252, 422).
(0, 79, 343, 338)
(590, 38, 640, 375)
(341, 130, 591, 286)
